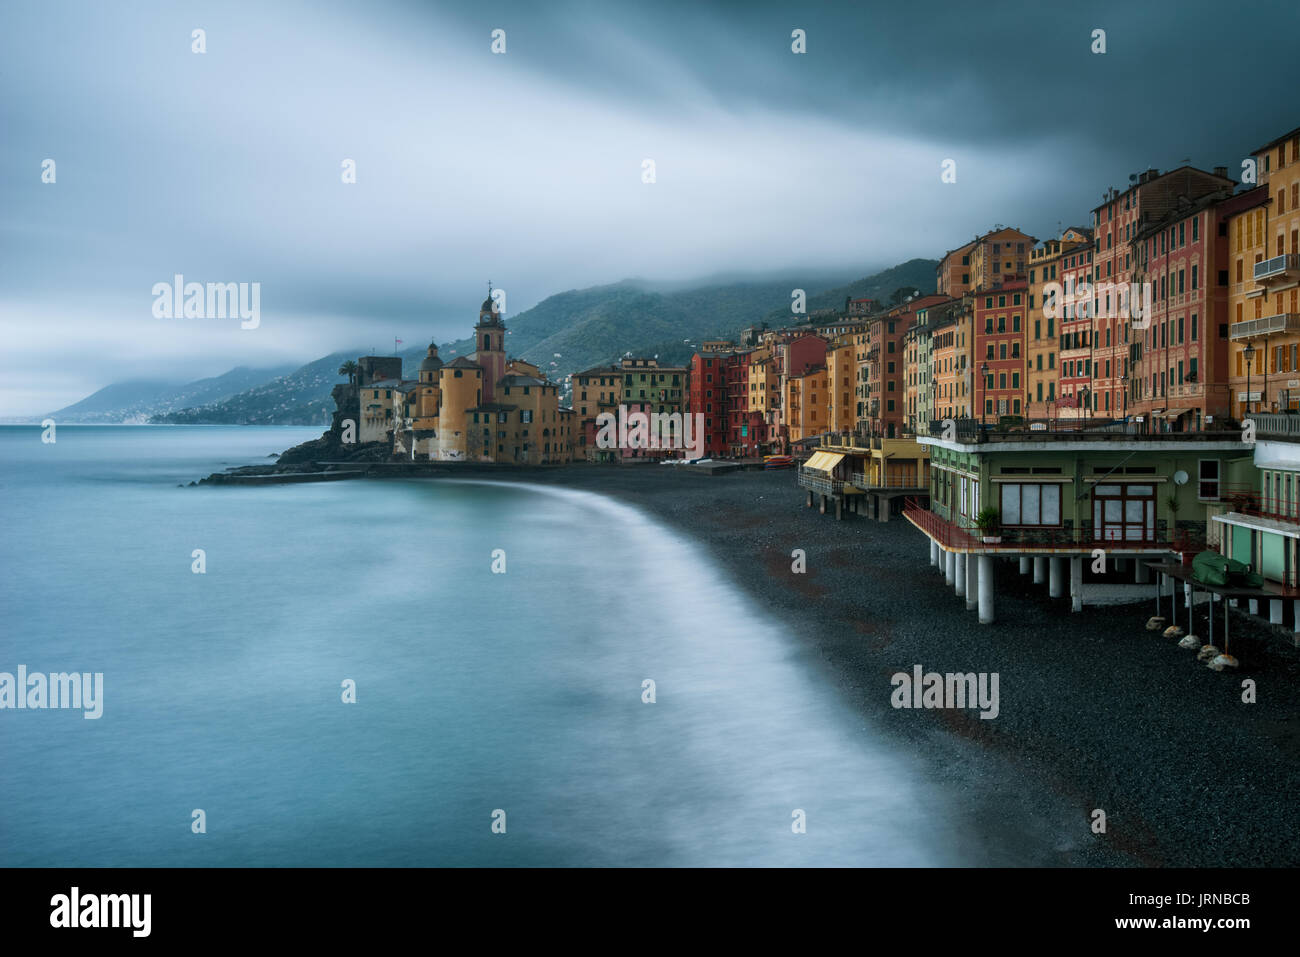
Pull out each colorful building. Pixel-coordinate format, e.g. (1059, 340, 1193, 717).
(1227, 127, 1300, 417)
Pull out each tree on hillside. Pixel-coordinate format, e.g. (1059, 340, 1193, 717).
(338, 360, 359, 384)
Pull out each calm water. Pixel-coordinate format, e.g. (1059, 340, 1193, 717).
(0, 425, 964, 866)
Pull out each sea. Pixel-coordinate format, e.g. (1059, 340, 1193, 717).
(0, 425, 967, 866)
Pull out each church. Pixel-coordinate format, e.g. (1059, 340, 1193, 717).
(390, 294, 578, 463)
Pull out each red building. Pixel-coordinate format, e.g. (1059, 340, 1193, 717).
(973, 280, 1028, 422)
(689, 350, 734, 457)
(1130, 184, 1240, 430)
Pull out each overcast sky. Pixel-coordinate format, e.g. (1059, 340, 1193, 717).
(2, 0, 1296, 415)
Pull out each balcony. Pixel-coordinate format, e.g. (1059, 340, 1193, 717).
(797, 467, 844, 496)
(903, 499, 1198, 553)
(1230, 313, 1300, 340)
(1253, 254, 1300, 283)
(853, 471, 926, 490)
(1245, 412, 1300, 440)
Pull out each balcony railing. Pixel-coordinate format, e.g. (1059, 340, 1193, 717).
(1254, 254, 1300, 282)
(1229, 313, 1300, 340)
(925, 417, 1242, 443)
(1215, 483, 1300, 524)
(797, 467, 844, 496)
(853, 472, 926, 490)
(1245, 412, 1300, 440)
(903, 499, 1200, 552)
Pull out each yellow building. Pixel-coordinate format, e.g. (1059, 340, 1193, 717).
(936, 226, 1036, 297)
(826, 336, 856, 433)
(468, 374, 566, 464)
(746, 347, 778, 422)
(786, 366, 828, 444)
(1026, 227, 1090, 417)
(1229, 127, 1300, 415)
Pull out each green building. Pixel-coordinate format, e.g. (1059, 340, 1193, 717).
(909, 425, 1252, 623)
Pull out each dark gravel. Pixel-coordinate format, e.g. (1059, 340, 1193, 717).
(510, 464, 1300, 867)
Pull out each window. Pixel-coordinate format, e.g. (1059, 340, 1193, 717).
(1198, 460, 1220, 500)
(1001, 483, 1061, 526)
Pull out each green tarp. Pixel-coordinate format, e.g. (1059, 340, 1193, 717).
(1191, 550, 1264, 588)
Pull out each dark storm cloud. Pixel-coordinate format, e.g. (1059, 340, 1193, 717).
(1, 0, 1296, 415)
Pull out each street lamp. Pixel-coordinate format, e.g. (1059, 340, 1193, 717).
(1244, 343, 1256, 417)
(980, 361, 990, 428)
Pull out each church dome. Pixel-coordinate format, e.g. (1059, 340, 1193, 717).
(419, 340, 443, 373)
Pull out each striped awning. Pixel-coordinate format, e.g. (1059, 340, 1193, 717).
(804, 451, 845, 472)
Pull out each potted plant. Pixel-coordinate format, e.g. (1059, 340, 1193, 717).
(975, 506, 1001, 544)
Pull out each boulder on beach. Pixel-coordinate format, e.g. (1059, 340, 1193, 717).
(1208, 654, 1240, 671)
(1196, 644, 1221, 661)
(1162, 625, 1184, 639)
(1177, 634, 1200, 650)
(1145, 616, 1167, 631)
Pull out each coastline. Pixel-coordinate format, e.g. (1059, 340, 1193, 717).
(497, 465, 1300, 867)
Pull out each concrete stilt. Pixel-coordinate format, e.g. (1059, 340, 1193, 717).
(944, 549, 956, 587)
(1049, 557, 1064, 598)
(978, 555, 994, 624)
(806, 490, 813, 508)
(1293, 600, 1300, 647)
(1249, 599, 1259, 615)
(1115, 557, 1127, 572)
(835, 497, 843, 520)
(818, 495, 826, 515)
(1184, 582, 1192, 608)
(1271, 599, 1283, 625)
(1033, 557, 1046, 584)
(1069, 556, 1083, 612)
(1019, 557, 1031, 575)
(1135, 560, 1150, 583)
(954, 549, 966, 595)
(930, 540, 939, 566)
(965, 553, 978, 610)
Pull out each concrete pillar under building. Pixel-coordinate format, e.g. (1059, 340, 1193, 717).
(1184, 582, 1192, 609)
(1115, 557, 1128, 572)
(965, 553, 978, 611)
(1033, 557, 1046, 585)
(954, 549, 966, 595)
(930, 540, 939, 566)
(1249, 599, 1259, 616)
(1271, 599, 1284, 625)
(1070, 556, 1083, 613)
(1049, 557, 1064, 599)
(806, 490, 813, 508)
(944, 549, 956, 587)
(1135, 560, 1150, 584)
(1293, 600, 1300, 647)
(818, 495, 826, 515)
(978, 555, 994, 624)
(835, 497, 843, 520)
(1019, 557, 1031, 575)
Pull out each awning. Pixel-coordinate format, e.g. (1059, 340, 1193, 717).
(804, 451, 845, 472)
(1153, 407, 1190, 419)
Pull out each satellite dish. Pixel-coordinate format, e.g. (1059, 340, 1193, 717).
(1173, 470, 1189, 486)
